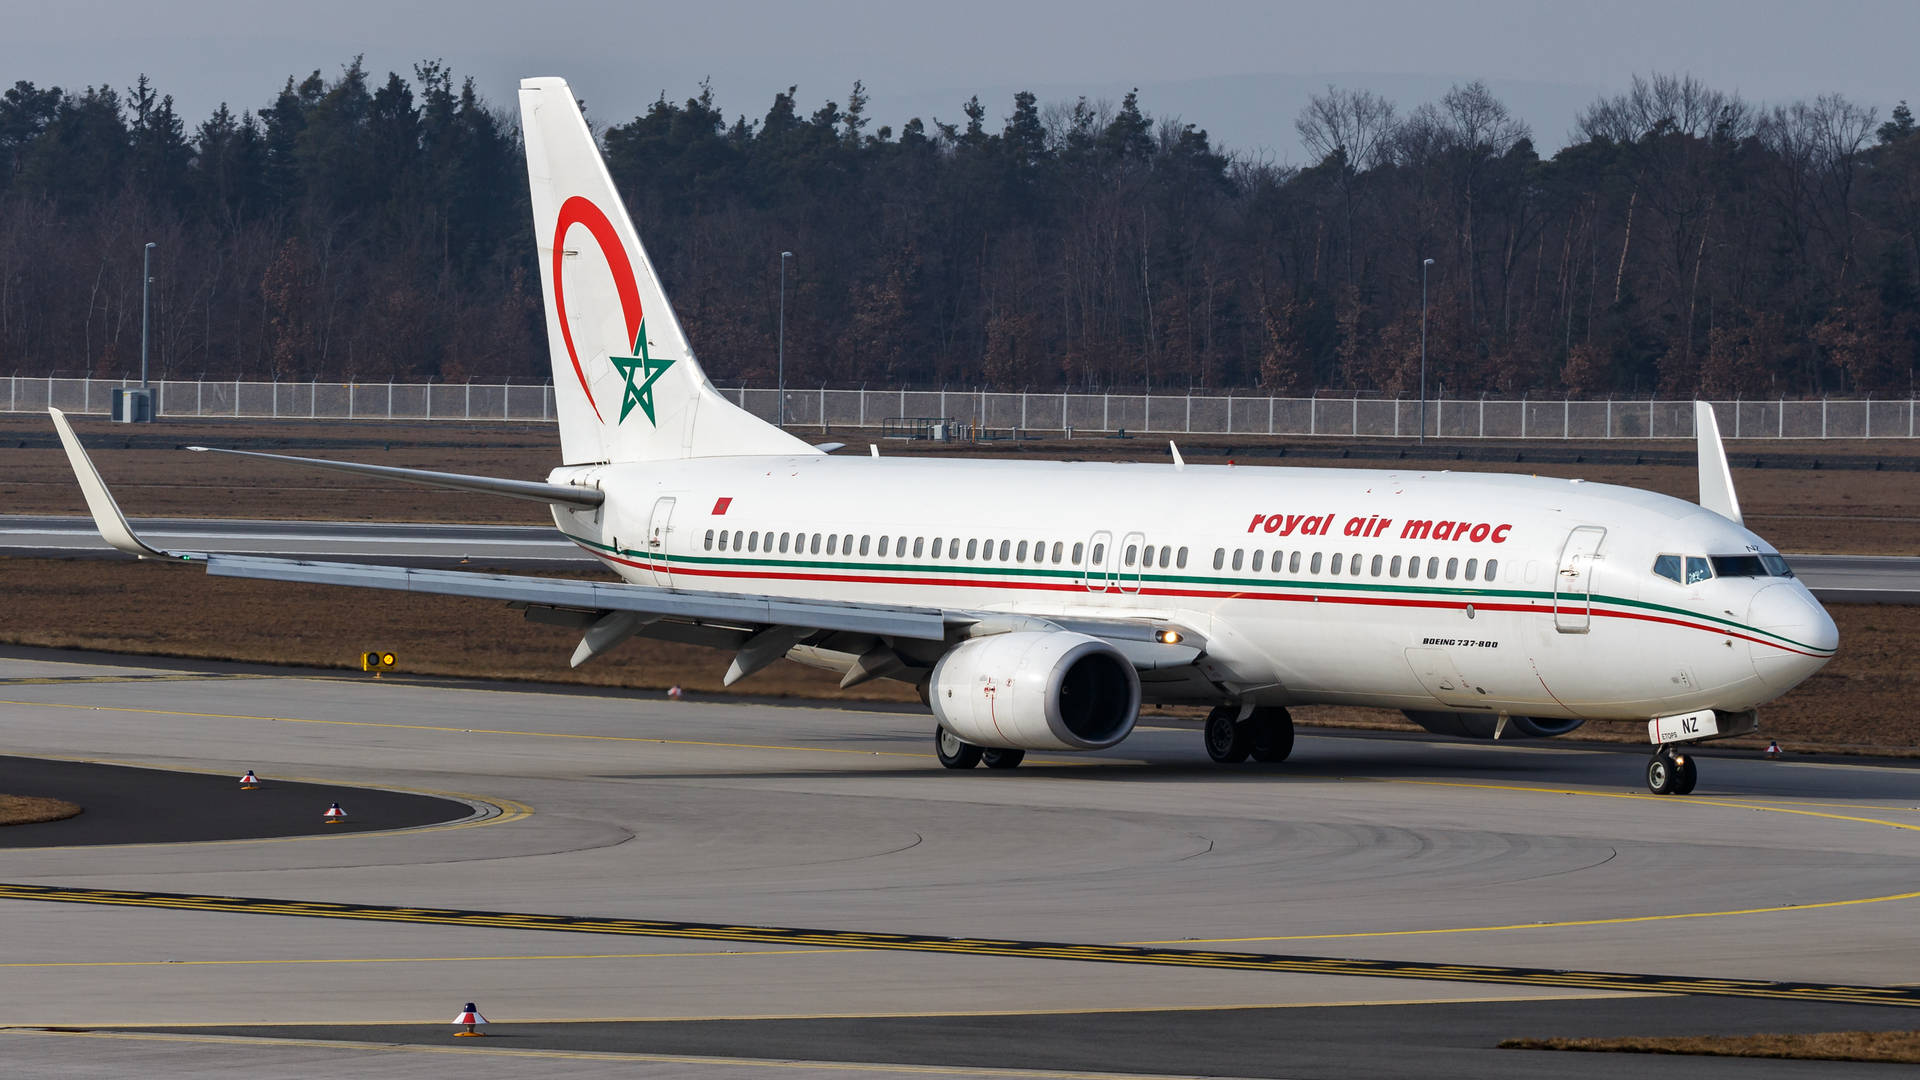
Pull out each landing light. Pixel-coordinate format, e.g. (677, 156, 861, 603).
(1155, 629, 1183, 645)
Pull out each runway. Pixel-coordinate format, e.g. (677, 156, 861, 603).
(1, 649, 1917, 1077)
(3, 514, 1915, 600)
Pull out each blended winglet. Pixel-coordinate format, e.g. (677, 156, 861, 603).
(47, 408, 183, 560)
(1695, 401, 1742, 525)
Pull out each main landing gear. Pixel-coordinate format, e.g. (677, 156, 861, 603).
(1204, 706, 1294, 765)
(935, 725, 1025, 770)
(1646, 746, 1699, 795)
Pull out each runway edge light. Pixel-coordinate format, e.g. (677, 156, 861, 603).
(453, 1002, 488, 1037)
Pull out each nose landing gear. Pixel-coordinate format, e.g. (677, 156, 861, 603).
(1646, 747, 1699, 795)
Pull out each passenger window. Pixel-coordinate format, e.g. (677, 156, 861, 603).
(1091, 542, 1105, 564)
(826, 534, 838, 555)
(1306, 552, 1319, 574)
(913, 537, 924, 558)
(1686, 556, 1713, 584)
(998, 539, 1010, 561)
(1213, 548, 1225, 570)
(1126, 545, 1139, 567)
(1252, 550, 1264, 572)
(1446, 557, 1458, 580)
(733, 530, 744, 551)
(1371, 554, 1383, 576)
(779, 532, 791, 553)
(1390, 555, 1401, 577)
(1157, 547, 1169, 569)
(1053, 541, 1065, 564)
(1272, 551, 1284, 573)
(966, 539, 978, 559)
(748, 532, 759, 553)
(1017, 540, 1029, 563)
(1177, 546, 1188, 569)
(1232, 549, 1244, 571)
(860, 535, 871, 556)
(1485, 559, 1499, 581)
(1427, 557, 1440, 579)
(1330, 553, 1343, 574)
(1351, 553, 1362, 576)
(1073, 542, 1085, 564)
(763, 531, 775, 552)
(1290, 551, 1302, 573)
(1465, 557, 1477, 581)
(843, 533, 854, 555)
(704, 529, 715, 550)
(718, 530, 729, 551)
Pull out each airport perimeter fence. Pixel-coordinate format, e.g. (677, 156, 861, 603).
(7, 374, 1920, 439)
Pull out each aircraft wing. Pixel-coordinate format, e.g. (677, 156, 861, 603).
(47, 409, 1205, 678)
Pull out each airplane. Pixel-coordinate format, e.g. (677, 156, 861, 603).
(48, 76, 1837, 796)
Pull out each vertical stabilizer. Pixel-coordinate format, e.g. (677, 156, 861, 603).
(1695, 401, 1742, 524)
(519, 77, 815, 465)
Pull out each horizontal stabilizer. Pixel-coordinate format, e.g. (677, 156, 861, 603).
(184, 446, 604, 509)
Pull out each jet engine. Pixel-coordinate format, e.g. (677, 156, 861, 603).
(1403, 711, 1585, 740)
(930, 631, 1140, 751)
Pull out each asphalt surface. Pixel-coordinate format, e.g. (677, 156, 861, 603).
(0, 755, 478, 847)
(2, 515, 1913, 600)
(2, 651, 1918, 1079)
(125, 997, 1920, 1079)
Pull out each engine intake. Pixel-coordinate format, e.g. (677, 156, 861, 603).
(1403, 710, 1585, 740)
(930, 631, 1140, 751)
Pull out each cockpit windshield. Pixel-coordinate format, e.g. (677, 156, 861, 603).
(1653, 553, 1794, 583)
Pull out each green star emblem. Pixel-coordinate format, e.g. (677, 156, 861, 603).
(609, 321, 674, 427)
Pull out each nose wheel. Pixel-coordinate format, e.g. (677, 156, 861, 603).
(1647, 748, 1698, 795)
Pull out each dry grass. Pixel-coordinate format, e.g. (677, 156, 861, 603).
(1501, 1030, 1920, 1063)
(0, 557, 1915, 753)
(0, 794, 81, 826)
(5, 415, 1920, 553)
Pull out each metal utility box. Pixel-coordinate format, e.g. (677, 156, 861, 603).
(111, 388, 154, 422)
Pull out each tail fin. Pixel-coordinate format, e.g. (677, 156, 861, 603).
(520, 77, 814, 465)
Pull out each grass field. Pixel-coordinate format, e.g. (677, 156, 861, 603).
(0, 794, 81, 827)
(1502, 1030, 1920, 1064)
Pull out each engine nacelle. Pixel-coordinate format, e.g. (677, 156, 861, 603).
(930, 631, 1140, 751)
(1403, 710, 1586, 740)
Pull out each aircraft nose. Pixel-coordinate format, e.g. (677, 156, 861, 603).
(1747, 582, 1839, 692)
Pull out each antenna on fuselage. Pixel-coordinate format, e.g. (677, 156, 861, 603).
(1694, 401, 1743, 525)
(1169, 441, 1185, 471)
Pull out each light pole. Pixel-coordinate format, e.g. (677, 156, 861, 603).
(1419, 257, 1433, 445)
(141, 242, 156, 390)
(778, 251, 792, 428)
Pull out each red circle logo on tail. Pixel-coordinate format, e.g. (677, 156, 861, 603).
(551, 196, 646, 423)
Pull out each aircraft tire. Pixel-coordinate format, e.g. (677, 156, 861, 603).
(1671, 753, 1698, 795)
(936, 725, 983, 769)
(1249, 707, 1295, 763)
(1646, 753, 1677, 795)
(1205, 706, 1252, 764)
(982, 749, 1026, 770)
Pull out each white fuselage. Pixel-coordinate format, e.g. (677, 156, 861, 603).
(550, 455, 1836, 722)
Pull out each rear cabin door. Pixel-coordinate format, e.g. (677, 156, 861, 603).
(647, 497, 678, 587)
(1554, 526, 1606, 633)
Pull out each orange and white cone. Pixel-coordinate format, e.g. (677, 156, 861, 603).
(323, 801, 347, 823)
(239, 770, 258, 790)
(452, 1002, 487, 1036)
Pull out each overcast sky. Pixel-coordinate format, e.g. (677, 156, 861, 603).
(7, 0, 1918, 162)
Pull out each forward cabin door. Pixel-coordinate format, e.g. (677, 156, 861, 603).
(647, 497, 677, 587)
(1553, 526, 1606, 633)
(1081, 530, 1114, 592)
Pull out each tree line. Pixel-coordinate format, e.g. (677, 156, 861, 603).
(1, 62, 1916, 396)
